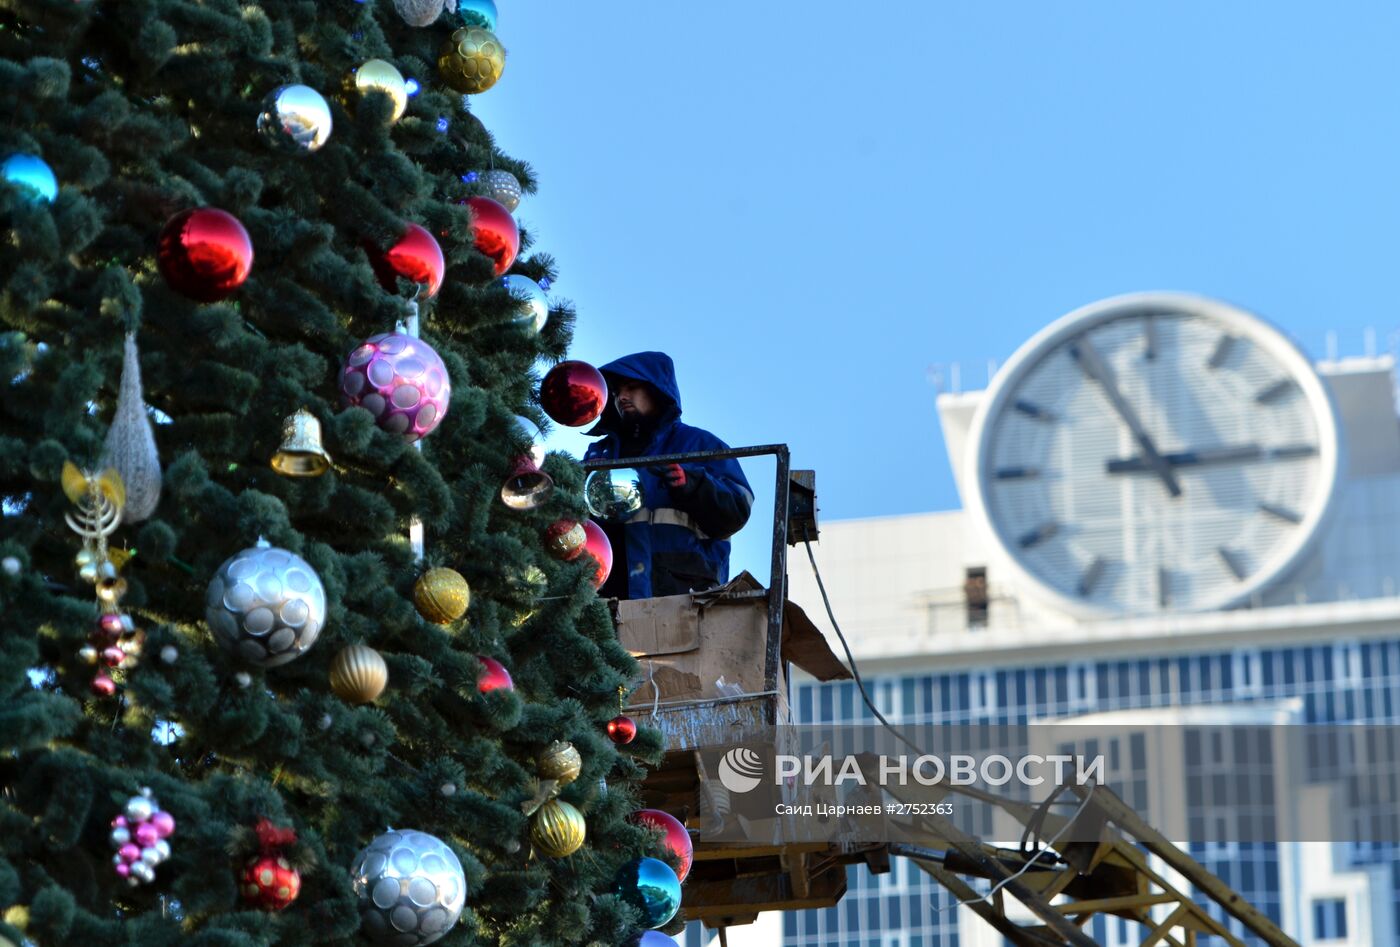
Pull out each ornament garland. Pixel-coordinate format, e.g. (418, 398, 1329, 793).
(62, 463, 139, 696)
(109, 788, 175, 886)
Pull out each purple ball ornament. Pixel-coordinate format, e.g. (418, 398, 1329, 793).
(151, 810, 176, 838)
(340, 332, 452, 442)
(135, 821, 160, 847)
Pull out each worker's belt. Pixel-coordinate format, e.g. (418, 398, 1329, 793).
(641, 507, 710, 540)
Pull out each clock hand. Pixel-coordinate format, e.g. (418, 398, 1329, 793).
(1106, 443, 1317, 474)
(1068, 337, 1182, 498)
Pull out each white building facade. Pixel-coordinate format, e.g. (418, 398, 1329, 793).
(770, 295, 1400, 946)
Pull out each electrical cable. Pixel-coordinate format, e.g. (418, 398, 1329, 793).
(800, 529, 1098, 914)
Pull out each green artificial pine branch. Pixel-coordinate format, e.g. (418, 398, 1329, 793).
(0, 1, 667, 944)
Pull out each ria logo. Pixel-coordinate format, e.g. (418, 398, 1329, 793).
(717, 747, 764, 793)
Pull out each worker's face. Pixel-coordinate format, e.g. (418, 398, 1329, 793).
(614, 380, 656, 419)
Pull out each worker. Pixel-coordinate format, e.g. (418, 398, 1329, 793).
(584, 351, 754, 600)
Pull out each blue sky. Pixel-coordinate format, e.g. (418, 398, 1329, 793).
(471, 2, 1400, 578)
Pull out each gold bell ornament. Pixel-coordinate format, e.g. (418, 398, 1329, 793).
(329, 644, 388, 704)
(530, 798, 586, 858)
(413, 567, 470, 625)
(271, 408, 332, 478)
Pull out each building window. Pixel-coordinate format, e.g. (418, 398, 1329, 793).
(964, 566, 989, 628)
(1067, 661, 1097, 709)
(969, 670, 996, 717)
(1232, 648, 1263, 696)
(881, 932, 910, 947)
(1312, 897, 1347, 940)
(1332, 641, 1362, 688)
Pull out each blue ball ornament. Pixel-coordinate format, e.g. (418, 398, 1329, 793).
(457, 0, 497, 30)
(614, 857, 681, 930)
(2, 154, 57, 203)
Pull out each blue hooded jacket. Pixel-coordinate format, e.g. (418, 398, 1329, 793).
(583, 352, 754, 599)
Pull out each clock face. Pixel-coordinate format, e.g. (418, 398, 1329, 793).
(966, 293, 1340, 615)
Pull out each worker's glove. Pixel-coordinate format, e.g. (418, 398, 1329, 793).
(653, 463, 699, 497)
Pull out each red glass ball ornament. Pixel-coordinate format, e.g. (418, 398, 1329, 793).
(539, 360, 608, 428)
(477, 655, 514, 693)
(544, 518, 587, 561)
(241, 853, 302, 911)
(90, 672, 116, 697)
(465, 195, 518, 276)
(582, 519, 612, 590)
(606, 714, 637, 745)
(634, 809, 693, 882)
(365, 223, 445, 299)
(157, 208, 254, 302)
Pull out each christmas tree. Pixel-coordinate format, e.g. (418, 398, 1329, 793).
(0, 1, 677, 943)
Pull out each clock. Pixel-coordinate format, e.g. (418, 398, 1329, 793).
(964, 292, 1341, 616)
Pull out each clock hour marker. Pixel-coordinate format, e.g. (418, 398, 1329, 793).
(1259, 502, 1302, 524)
(1143, 317, 1157, 361)
(1018, 521, 1058, 549)
(1078, 557, 1105, 597)
(1014, 399, 1056, 422)
(1207, 334, 1236, 369)
(1255, 378, 1295, 404)
(1218, 546, 1248, 580)
(995, 466, 1039, 480)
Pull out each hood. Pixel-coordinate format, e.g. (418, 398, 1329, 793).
(587, 351, 682, 436)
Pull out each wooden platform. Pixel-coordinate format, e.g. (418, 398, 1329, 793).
(641, 746, 889, 930)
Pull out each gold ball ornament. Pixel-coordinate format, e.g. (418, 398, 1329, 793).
(438, 27, 505, 94)
(537, 740, 582, 788)
(351, 59, 408, 122)
(531, 798, 586, 858)
(329, 644, 388, 704)
(414, 567, 470, 625)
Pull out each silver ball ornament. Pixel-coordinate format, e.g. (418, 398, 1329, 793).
(205, 542, 327, 667)
(160, 645, 179, 664)
(141, 846, 163, 866)
(1, 555, 19, 576)
(351, 829, 467, 946)
(258, 84, 333, 154)
(394, 0, 450, 26)
(154, 839, 172, 861)
(439, 782, 457, 797)
(125, 795, 155, 824)
(584, 467, 644, 521)
(500, 275, 548, 333)
(480, 168, 521, 212)
(128, 860, 155, 885)
(235, 671, 253, 687)
(110, 826, 131, 848)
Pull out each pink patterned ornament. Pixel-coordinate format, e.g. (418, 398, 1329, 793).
(340, 332, 451, 442)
